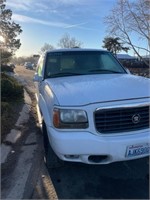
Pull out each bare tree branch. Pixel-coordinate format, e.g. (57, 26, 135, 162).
(104, 0, 150, 66)
(57, 33, 83, 48)
(126, 0, 149, 41)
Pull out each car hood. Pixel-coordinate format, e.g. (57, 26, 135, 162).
(45, 74, 150, 106)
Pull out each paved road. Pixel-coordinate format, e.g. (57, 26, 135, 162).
(48, 158, 149, 199)
(15, 65, 36, 94)
(15, 65, 149, 199)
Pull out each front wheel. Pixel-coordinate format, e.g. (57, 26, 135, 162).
(42, 121, 64, 169)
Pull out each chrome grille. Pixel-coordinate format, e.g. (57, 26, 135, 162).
(94, 106, 150, 133)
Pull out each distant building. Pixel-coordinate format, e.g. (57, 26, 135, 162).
(116, 54, 149, 68)
(116, 54, 137, 61)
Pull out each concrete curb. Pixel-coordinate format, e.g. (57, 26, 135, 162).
(31, 162, 58, 199)
(1, 89, 32, 165)
(1, 70, 57, 199)
(1, 72, 39, 199)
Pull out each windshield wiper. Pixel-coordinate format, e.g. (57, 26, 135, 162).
(47, 70, 124, 78)
(88, 69, 124, 74)
(49, 72, 85, 77)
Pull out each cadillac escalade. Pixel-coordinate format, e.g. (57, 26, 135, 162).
(33, 48, 150, 168)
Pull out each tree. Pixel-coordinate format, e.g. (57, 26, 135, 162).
(57, 33, 83, 48)
(1, 51, 12, 63)
(11, 55, 38, 66)
(0, 0, 22, 63)
(104, 0, 150, 65)
(102, 37, 129, 55)
(40, 43, 54, 53)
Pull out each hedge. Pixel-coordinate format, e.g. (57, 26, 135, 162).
(1, 73, 24, 102)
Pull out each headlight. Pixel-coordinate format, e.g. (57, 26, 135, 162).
(53, 108, 88, 129)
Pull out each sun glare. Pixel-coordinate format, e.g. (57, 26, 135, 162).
(0, 35, 5, 43)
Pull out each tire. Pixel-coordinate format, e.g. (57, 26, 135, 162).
(42, 121, 64, 169)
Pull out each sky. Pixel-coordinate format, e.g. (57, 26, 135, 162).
(5, 0, 145, 57)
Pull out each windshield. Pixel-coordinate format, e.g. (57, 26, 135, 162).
(45, 50, 126, 78)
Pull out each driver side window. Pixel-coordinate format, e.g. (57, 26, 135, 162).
(37, 56, 44, 76)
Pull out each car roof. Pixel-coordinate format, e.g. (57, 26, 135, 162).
(45, 48, 108, 54)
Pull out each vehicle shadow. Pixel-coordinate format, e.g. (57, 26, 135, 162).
(48, 157, 149, 199)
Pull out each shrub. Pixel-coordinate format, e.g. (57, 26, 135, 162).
(1, 64, 14, 72)
(1, 102, 11, 115)
(1, 102, 12, 141)
(1, 73, 24, 102)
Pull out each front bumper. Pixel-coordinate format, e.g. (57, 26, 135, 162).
(46, 126, 150, 164)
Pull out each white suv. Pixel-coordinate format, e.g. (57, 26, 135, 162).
(33, 48, 150, 168)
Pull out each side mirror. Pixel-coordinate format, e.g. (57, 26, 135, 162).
(33, 73, 43, 82)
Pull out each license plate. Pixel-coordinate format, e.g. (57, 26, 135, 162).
(126, 143, 150, 158)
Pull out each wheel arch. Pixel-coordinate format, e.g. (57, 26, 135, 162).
(39, 94, 52, 127)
